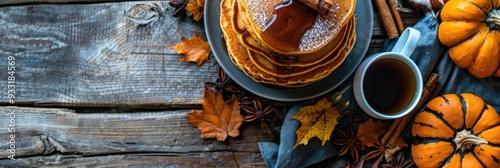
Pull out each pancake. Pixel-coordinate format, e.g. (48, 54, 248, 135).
(245, 18, 355, 78)
(220, 0, 358, 87)
(234, 0, 350, 66)
(239, 0, 356, 55)
(248, 25, 357, 85)
(221, 0, 314, 87)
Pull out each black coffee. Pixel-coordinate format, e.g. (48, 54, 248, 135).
(363, 58, 417, 114)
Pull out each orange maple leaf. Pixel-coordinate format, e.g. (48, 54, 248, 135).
(186, 87, 244, 141)
(185, 0, 205, 21)
(292, 97, 341, 149)
(357, 118, 389, 149)
(171, 32, 211, 66)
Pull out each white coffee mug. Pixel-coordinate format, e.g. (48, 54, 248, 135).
(353, 28, 423, 120)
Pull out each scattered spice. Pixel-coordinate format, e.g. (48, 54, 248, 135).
(204, 68, 278, 134)
(204, 68, 241, 95)
(373, 0, 399, 39)
(362, 141, 386, 167)
(236, 90, 254, 105)
(241, 98, 274, 134)
(387, 0, 405, 34)
(343, 161, 356, 168)
(380, 150, 414, 168)
(332, 125, 362, 163)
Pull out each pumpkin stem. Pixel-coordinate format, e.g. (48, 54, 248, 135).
(488, 9, 500, 29)
(453, 130, 488, 152)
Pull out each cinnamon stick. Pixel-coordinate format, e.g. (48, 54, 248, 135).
(372, 0, 399, 39)
(298, 0, 335, 16)
(387, 0, 405, 34)
(382, 73, 440, 148)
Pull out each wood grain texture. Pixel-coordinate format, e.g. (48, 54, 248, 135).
(0, 0, 147, 6)
(0, 1, 423, 107)
(0, 1, 218, 107)
(0, 153, 266, 167)
(0, 1, 426, 167)
(0, 106, 272, 166)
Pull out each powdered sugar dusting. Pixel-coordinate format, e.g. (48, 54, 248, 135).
(246, 0, 350, 52)
(247, 0, 287, 28)
(300, 1, 343, 51)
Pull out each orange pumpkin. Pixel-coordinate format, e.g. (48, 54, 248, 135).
(411, 93, 500, 168)
(438, 0, 500, 78)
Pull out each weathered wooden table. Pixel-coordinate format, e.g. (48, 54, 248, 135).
(0, 1, 423, 167)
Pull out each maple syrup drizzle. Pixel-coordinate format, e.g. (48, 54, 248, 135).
(270, 52, 297, 64)
(261, 0, 317, 52)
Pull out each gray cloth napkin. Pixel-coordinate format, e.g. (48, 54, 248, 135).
(259, 13, 500, 168)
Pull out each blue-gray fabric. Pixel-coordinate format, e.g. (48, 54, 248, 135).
(259, 13, 500, 168)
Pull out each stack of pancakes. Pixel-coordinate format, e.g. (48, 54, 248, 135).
(220, 0, 357, 87)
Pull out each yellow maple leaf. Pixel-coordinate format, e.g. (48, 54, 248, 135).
(170, 32, 211, 66)
(293, 97, 341, 149)
(357, 118, 389, 149)
(185, 0, 205, 21)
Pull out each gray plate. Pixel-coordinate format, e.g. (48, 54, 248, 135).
(204, 0, 373, 102)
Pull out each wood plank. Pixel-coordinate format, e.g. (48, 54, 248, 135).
(0, 153, 266, 167)
(0, 106, 273, 166)
(0, 1, 218, 107)
(0, 0, 143, 6)
(0, 2, 424, 107)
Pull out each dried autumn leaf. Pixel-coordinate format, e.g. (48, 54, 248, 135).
(381, 149, 414, 168)
(332, 125, 362, 163)
(385, 146, 402, 162)
(386, 133, 408, 149)
(385, 136, 407, 161)
(357, 118, 389, 149)
(170, 32, 210, 66)
(186, 87, 244, 141)
(185, 0, 204, 21)
(293, 97, 341, 149)
(363, 141, 385, 159)
(364, 141, 386, 168)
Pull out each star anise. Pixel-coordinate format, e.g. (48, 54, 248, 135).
(362, 141, 386, 168)
(342, 161, 356, 168)
(332, 125, 362, 163)
(236, 90, 253, 106)
(380, 150, 414, 168)
(169, 0, 188, 16)
(241, 98, 273, 133)
(205, 68, 241, 95)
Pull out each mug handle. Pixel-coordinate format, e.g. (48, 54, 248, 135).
(390, 28, 421, 57)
